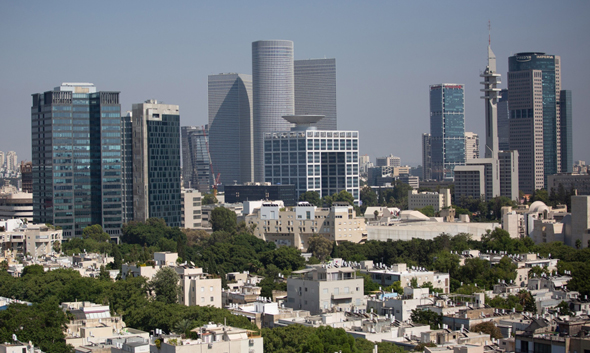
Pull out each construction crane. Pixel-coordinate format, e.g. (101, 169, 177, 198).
(202, 126, 221, 196)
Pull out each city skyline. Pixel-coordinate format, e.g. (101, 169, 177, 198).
(2, 1, 589, 167)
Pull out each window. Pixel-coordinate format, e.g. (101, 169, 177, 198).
(210, 286, 214, 292)
(210, 297, 214, 302)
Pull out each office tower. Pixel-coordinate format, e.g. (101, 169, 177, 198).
(497, 89, 510, 151)
(20, 161, 33, 193)
(252, 40, 295, 182)
(121, 112, 134, 225)
(465, 132, 480, 160)
(208, 73, 253, 186)
(429, 84, 466, 180)
(376, 155, 401, 167)
(181, 126, 211, 193)
(294, 58, 337, 130)
(508, 52, 563, 193)
(263, 115, 360, 203)
(559, 90, 573, 173)
(132, 100, 181, 227)
(422, 133, 432, 180)
(5, 151, 17, 172)
(499, 150, 519, 201)
(31, 83, 124, 238)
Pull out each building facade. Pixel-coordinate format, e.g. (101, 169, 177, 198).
(464, 132, 479, 160)
(422, 133, 432, 180)
(263, 115, 360, 203)
(181, 126, 211, 193)
(294, 58, 337, 130)
(132, 100, 181, 227)
(559, 90, 573, 174)
(181, 188, 202, 229)
(31, 83, 125, 238)
(225, 183, 296, 206)
(208, 73, 253, 186)
(429, 84, 465, 181)
(408, 189, 451, 212)
(376, 155, 401, 167)
(252, 40, 295, 182)
(497, 89, 510, 151)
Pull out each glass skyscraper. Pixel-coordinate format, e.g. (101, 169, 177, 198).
(31, 83, 125, 238)
(429, 84, 466, 180)
(252, 40, 295, 182)
(294, 58, 337, 130)
(132, 100, 181, 227)
(208, 73, 253, 186)
(559, 90, 573, 173)
(181, 125, 212, 193)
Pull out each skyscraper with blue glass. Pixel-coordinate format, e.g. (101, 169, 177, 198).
(429, 84, 466, 180)
(31, 83, 125, 238)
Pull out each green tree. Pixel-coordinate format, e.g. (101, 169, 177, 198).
(360, 186, 378, 207)
(307, 235, 333, 261)
(202, 193, 218, 205)
(299, 191, 322, 207)
(82, 224, 110, 242)
(556, 301, 573, 316)
(22, 264, 45, 277)
(210, 207, 237, 233)
(384, 281, 403, 294)
(410, 309, 442, 329)
(150, 267, 181, 304)
(332, 190, 355, 205)
(472, 321, 504, 339)
(416, 205, 435, 217)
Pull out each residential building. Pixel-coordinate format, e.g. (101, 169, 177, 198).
(547, 173, 590, 195)
(252, 40, 294, 182)
(408, 188, 451, 212)
(245, 201, 366, 250)
(422, 133, 432, 180)
(464, 132, 479, 160)
(5, 151, 17, 172)
(224, 183, 296, 206)
(132, 100, 181, 227)
(508, 52, 573, 192)
(376, 155, 401, 167)
(31, 83, 125, 238)
(181, 126, 211, 193)
(0, 180, 32, 221)
(0, 152, 4, 171)
(181, 188, 202, 229)
(359, 155, 372, 174)
(263, 115, 360, 203)
(0, 220, 62, 258)
(294, 58, 337, 130)
(573, 160, 588, 175)
(286, 264, 364, 314)
(60, 301, 129, 347)
(208, 73, 254, 186)
(361, 262, 450, 293)
(153, 323, 263, 353)
(20, 162, 32, 193)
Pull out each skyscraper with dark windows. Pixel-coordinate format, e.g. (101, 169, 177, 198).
(559, 90, 573, 174)
(497, 89, 510, 151)
(132, 100, 181, 227)
(294, 58, 337, 130)
(252, 40, 295, 182)
(429, 84, 466, 181)
(181, 125, 212, 193)
(208, 73, 253, 186)
(31, 83, 125, 238)
(508, 52, 571, 192)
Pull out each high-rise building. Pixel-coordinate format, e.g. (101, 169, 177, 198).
(497, 89, 510, 151)
(559, 90, 573, 174)
(132, 100, 181, 227)
(0, 152, 4, 170)
(465, 132, 480, 160)
(121, 112, 134, 225)
(422, 133, 432, 180)
(20, 161, 33, 194)
(294, 58, 337, 130)
(208, 73, 253, 186)
(5, 151, 17, 172)
(31, 83, 124, 238)
(252, 40, 295, 182)
(508, 52, 566, 193)
(181, 126, 211, 193)
(376, 155, 401, 167)
(263, 115, 360, 203)
(429, 84, 466, 180)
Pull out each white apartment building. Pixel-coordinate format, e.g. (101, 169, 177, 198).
(360, 262, 450, 293)
(286, 264, 364, 315)
(0, 220, 62, 258)
(407, 188, 451, 212)
(245, 201, 366, 250)
(181, 188, 202, 229)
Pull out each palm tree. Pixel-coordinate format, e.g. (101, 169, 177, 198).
(174, 319, 193, 338)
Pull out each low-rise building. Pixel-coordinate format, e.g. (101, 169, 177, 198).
(286, 264, 364, 315)
(0, 220, 62, 258)
(360, 262, 450, 293)
(408, 189, 451, 212)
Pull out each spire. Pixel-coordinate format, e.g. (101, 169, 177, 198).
(487, 21, 496, 73)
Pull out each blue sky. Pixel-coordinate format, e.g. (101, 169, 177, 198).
(1, 1, 589, 166)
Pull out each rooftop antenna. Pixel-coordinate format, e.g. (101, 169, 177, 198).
(488, 20, 491, 46)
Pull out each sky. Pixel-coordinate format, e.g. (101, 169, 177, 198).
(1, 1, 589, 167)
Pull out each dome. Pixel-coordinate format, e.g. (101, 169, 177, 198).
(529, 201, 550, 214)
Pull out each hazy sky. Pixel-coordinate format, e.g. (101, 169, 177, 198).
(1, 1, 589, 166)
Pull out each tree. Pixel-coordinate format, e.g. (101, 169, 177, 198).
(374, 210, 379, 220)
(306, 235, 333, 261)
(22, 264, 45, 277)
(556, 301, 573, 316)
(210, 207, 237, 233)
(410, 309, 442, 329)
(52, 241, 61, 254)
(575, 239, 582, 249)
(112, 245, 123, 270)
(202, 193, 218, 205)
(416, 205, 435, 217)
(150, 267, 181, 304)
(299, 191, 322, 207)
(360, 186, 378, 207)
(332, 190, 355, 205)
(471, 321, 502, 339)
(82, 224, 110, 242)
(384, 281, 403, 294)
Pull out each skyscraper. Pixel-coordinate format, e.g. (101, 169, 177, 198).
(465, 132, 480, 160)
(5, 151, 17, 172)
(132, 100, 181, 227)
(31, 83, 124, 238)
(508, 52, 564, 192)
(429, 84, 466, 180)
(294, 58, 337, 130)
(497, 89, 510, 151)
(421, 133, 432, 180)
(252, 40, 295, 182)
(559, 90, 573, 173)
(208, 73, 253, 186)
(181, 125, 212, 193)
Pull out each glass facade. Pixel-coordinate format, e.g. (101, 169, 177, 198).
(429, 84, 465, 180)
(294, 58, 337, 130)
(31, 85, 124, 238)
(559, 90, 573, 173)
(263, 130, 360, 203)
(181, 126, 212, 193)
